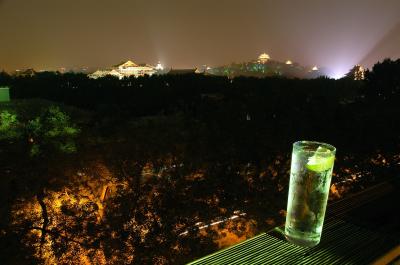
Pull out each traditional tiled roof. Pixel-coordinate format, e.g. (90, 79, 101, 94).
(114, 60, 138, 68)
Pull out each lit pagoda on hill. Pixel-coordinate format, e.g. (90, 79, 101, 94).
(258, 53, 271, 64)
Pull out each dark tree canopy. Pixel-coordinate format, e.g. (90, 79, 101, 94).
(0, 59, 399, 264)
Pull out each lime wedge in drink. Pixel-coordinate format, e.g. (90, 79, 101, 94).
(306, 146, 334, 172)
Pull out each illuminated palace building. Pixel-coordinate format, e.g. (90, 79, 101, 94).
(89, 60, 160, 79)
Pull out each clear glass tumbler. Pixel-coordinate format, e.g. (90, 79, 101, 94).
(285, 141, 336, 247)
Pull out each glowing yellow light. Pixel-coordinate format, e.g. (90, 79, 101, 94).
(258, 53, 270, 63)
(286, 60, 293, 65)
(353, 64, 365, 80)
(312, 66, 318, 71)
(155, 62, 164, 71)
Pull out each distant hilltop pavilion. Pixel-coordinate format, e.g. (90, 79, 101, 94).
(206, 53, 325, 79)
(258, 53, 271, 64)
(89, 60, 161, 79)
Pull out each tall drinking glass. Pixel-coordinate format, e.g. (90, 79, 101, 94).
(285, 141, 336, 247)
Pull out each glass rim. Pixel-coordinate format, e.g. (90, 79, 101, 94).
(293, 140, 336, 154)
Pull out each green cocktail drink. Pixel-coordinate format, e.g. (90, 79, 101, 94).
(285, 141, 336, 247)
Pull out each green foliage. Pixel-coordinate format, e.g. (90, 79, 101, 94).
(28, 106, 80, 156)
(44, 106, 79, 138)
(30, 143, 40, 156)
(26, 117, 41, 137)
(0, 105, 80, 156)
(0, 110, 22, 140)
(58, 140, 77, 154)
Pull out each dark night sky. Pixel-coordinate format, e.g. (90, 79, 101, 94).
(1, 0, 399, 77)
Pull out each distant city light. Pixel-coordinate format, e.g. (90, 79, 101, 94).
(155, 62, 164, 71)
(329, 68, 348, 79)
(286, 60, 293, 65)
(327, 64, 365, 80)
(312, 66, 319, 71)
(179, 211, 247, 236)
